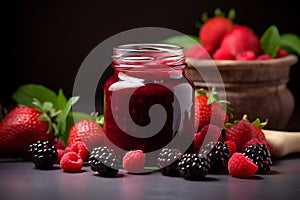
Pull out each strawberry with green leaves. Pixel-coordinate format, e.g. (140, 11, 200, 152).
(194, 87, 232, 132)
(198, 8, 235, 55)
(67, 114, 105, 151)
(0, 84, 79, 157)
(223, 115, 268, 152)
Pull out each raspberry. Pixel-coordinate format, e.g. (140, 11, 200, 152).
(53, 141, 65, 150)
(213, 48, 234, 60)
(66, 141, 89, 161)
(60, 152, 83, 172)
(186, 45, 210, 59)
(228, 152, 258, 178)
(276, 48, 288, 58)
(55, 149, 65, 164)
(256, 54, 272, 60)
(235, 50, 256, 60)
(123, 150, 146, 173)
(224, 141, 236, 157)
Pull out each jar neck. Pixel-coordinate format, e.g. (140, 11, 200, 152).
(112, 43, 186, 69)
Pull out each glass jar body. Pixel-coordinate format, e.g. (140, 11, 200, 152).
(103, 44, 195, 156)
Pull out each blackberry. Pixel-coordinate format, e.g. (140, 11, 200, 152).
(243, 143, 272, 174)
(157, 148, 182, 176)
(199, 141, 230, 173)
(28, 140, 58, 170)
(178, 154, 209, 180)
(88, 146, 120, 177)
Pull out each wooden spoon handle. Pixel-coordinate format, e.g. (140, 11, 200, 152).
(263, 130, 300, 158)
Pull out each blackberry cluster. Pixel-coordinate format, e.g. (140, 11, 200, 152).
(178, 154, 210, 180)
(199, 141, 230, 173)
(89, 146, 120, 177)
(243, 144, 272, 174)
(28, 140, 58, 170)
(157, 148, 182, 176)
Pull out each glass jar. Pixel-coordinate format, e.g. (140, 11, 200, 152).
(104, 43, 194, 156)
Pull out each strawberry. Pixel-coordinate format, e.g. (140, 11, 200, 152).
(194, 88, 231, 132)
(214, 25, 261, 59)
(0, 106, 53, 156)
(224, 116, 268, 152)
(67, 119, 105, 151)
(199, 16, 235, 55)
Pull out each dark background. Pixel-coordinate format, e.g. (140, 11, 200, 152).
(2, 0, 300, 130)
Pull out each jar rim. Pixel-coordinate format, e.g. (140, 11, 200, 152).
(113, 43, 186, 67)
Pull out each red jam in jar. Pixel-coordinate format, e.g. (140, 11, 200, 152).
(104, 44, 194, 155)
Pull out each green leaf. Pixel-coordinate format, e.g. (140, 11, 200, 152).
(42, 102, 53, 112)
(57, 89, 67, 110)
(12, 84, 58, 108)
(280, 33, 300, 55)
(56, 96, 79, 142)
(260, 25, 281, 57)
(227, 8, 236, 21)
(214, 8, 225, 17)
(159, 35, 201, 50)
(196, 88, 207, 96)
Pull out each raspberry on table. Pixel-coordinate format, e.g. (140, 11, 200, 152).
(228, 152, 258, 178)
(157, 148, 182, 177)
(60, 152, 83, 172)
(65, 140, 89, 161)
(55, 149, 65, 164)
(28, 140, 58, 170)
(123, 150, 146, 173)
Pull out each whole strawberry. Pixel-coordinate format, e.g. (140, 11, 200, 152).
(213, 25, 261, 59)
(194, 88, 231, 132)
(223, 117, 268, 152)
(199, 16, 235, 55)
(67, 119, 105, 151)
(0, 106, 53, 156)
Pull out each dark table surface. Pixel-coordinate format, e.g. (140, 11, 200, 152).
(1, 154, 300, 200)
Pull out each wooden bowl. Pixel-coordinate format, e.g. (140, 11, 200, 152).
(185, 55, 298, 130)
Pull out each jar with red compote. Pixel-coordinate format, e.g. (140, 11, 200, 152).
(104, 44, 195, 159)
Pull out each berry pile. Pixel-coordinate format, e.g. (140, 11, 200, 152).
(185, 8, 299, 60)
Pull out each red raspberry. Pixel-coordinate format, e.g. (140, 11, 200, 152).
(224, 140, 236, 157)
(60, 152, 83, 172)
(55, 149, 65, 164)
(256, 54, 272, 60)
(193, 124, 222, 154)
(123, 150, 146, 173)
(213, 48, 234, 60)
(53, 141, 65, 150)
(186, 45, 210, 59)
(235, 50, 256, 60)
(65, 140, 89, 161)
(228, 152, 258, 178)
(276, 48, 288, 58)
